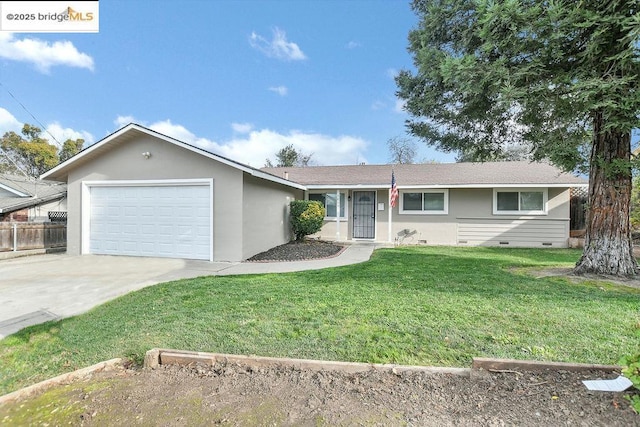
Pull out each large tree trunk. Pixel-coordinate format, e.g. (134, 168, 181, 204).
(574, 111, 638, 276)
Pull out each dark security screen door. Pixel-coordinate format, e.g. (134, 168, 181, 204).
(352, 191, 375, 239)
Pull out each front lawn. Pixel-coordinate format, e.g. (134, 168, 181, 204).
(1, 246, 639, 395)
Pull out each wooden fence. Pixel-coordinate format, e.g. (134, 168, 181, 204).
(0, 223, 66, 252)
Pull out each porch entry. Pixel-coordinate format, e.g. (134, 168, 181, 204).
(352, 191, 376, 239)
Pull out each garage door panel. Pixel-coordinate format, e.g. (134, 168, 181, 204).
(176, 207, 191, 217)
(159, 249, 175, 257)
(89, 184, 211, 260)
(195, 225, 209, 235)
(123, 205, 137, 216)
(107, 206, 120, 216)
(141, 224, 155, 235)
(177, 224, 193, 234)
(122, 241, 138, 252)
(140, 242, 156, 252)
(121, 224, 137, 234)
(101, 240, 118, 251)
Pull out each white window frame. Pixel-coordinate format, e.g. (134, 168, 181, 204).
(399, 189, 449, 215)
(308, 191, 348, 220)
(493, 188, 548, 215)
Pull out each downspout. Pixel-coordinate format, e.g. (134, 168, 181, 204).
(335, 189, 340, 241)
(13, 222, 17, 252)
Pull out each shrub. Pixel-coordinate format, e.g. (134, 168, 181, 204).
(620, 353, 640, 414)
(290, 200, 325, 241)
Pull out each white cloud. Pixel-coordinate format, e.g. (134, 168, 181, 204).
(0, 108, 94, 148)
(268, 85, 288, 96)
(0, 32, 94, 73)
(147, 119, 221, 154)
(387, 68, 399, 79)
(249, 28, 307, 61)
(222, 129, 369, 167)
(45, 122, 94, 145)
(395, 99, 406, 114)
(231, 122, 253, 134)
(114, 115, 137, 128)
(345, 41, 361, 49)
(121, 117, 369, 167)
(0, 107, 22, 133)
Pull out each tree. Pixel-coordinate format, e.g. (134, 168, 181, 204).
(396, 0, 640, 276)
(59, 138, 84, 162)
(387, 136, 418, 164)
(457, 142, 533, 162)
(289, 200, 325, 241)
(265, 144, 314, 167)
(0, 124, 83, 177)
(1, 125, 58, 177)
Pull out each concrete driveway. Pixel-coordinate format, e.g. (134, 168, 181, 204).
(0, 254, 234, 338)
(0, 244, 376, 338)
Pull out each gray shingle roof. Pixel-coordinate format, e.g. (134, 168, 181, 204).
(262, 161, 587, 187)
(0, 174, 67, 213)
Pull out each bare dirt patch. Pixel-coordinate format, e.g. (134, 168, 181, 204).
(524, 267, 640, 290)
(1, 361, 637, 426)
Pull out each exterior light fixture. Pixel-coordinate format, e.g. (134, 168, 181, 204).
(142, 152, 151, 159)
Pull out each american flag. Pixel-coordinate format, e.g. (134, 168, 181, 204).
(390, 171, 398, 208)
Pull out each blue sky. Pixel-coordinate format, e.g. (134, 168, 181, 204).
(0, 0, 458, 167)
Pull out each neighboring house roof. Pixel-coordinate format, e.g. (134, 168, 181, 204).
(0, 173, 67, 214)
(262, 162, 588, 189)
(41, 123, 306, 190)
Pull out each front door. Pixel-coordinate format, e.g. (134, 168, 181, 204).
(352, 191, 376, 239)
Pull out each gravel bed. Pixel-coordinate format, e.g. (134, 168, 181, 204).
(247, 240, 344, 262)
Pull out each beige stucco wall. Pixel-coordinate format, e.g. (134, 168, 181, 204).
(313, 187, 571, 248)
(374, 189, 390, 241)
(65, 135, 246, 261)
(390, 187, 571, 247)
(242, 175, 303, 259)
(312, 219, 350, 241)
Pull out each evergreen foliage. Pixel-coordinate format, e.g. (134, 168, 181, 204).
(397, 0, 640, 276)
(265, 144, 313, 167)
(290, 200, 325, 241)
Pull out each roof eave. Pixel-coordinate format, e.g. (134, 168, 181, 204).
(0, 182, 31, 197)
(250, 170, 307, 190)
(305, 183, 587, 190)
(0, 192, 66, 213)
(41, 124, 307, 191)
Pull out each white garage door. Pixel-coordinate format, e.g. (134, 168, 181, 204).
(89, 184, 211, 260)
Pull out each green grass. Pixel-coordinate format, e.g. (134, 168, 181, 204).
(1, 246, 639, 395)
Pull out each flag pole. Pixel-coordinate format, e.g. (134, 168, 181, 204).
(388, 168, 394, 244)
(388, 194, 393, 243)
